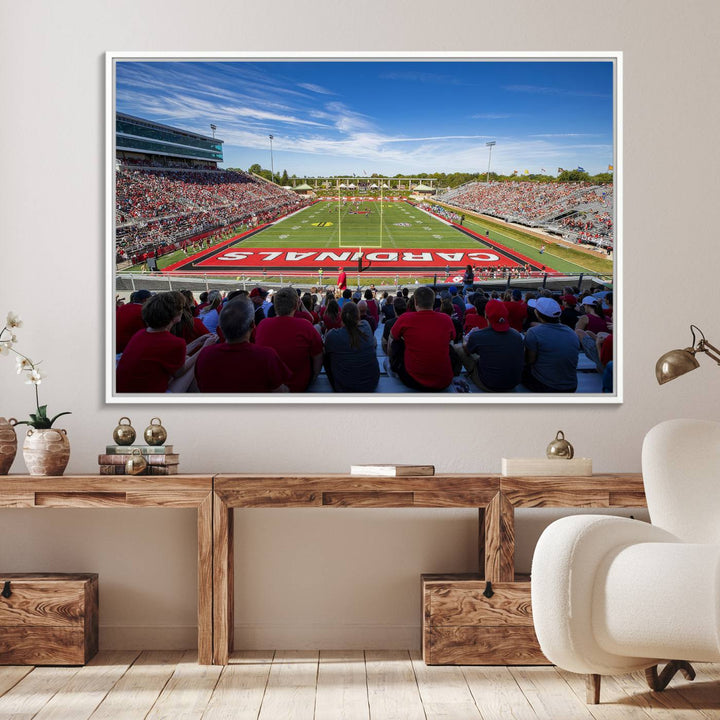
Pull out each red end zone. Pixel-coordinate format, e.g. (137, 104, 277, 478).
(189, 247, 532, 270)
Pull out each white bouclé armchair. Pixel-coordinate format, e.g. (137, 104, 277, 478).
(531, 418, 720, 703)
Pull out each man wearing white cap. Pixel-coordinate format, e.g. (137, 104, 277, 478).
(523, 297, 580, 393)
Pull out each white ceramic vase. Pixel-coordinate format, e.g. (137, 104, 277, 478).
(22, 427, 70, 476)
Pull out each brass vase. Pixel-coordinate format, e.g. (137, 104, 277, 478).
(0, 417, 18, 475)
(22, 428, 71, 476)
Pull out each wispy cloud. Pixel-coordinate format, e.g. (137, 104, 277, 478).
(324, 101, 375, 134)
(383, 135, 492, 143)
(471, 113, 513, 120)
(118, 90, 330, 132)
(298, 82, 334, 95)
(531, 133, 602, 138)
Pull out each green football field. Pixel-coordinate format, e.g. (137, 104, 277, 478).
(128, 199, 613, 279)
(243, 200, 479, 249)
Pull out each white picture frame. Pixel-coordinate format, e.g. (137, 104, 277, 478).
(106, 51, 622, 404)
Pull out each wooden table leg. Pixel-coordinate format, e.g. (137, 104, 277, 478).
(213, 492, 234, 665)
(478, 507, 486, 577)
(197, 493, 213, 665)
(483, 492, 515, 582)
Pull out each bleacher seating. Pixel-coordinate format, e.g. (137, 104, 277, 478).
(436, 181, 613, 250)
(115, 167, 310, 261)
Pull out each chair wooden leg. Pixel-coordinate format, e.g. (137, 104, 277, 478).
(586, 674, 601, 704)
(645, 661, 696, 692)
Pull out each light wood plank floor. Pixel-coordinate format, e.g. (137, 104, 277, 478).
(0, 651, 717, 720)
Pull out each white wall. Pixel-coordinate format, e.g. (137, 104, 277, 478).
(1, 0, 718, 650)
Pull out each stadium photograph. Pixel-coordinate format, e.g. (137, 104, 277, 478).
(109, 53, 618, 402)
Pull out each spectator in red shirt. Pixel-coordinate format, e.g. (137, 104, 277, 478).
(438, 298, 463, 343)
(116, 292, 215, 393)
(116, 289, 151, 353)
(504, 288, 527, 333)
(337, 267, 347, 292)
(389, 286, 456, 391)
(363, 289, 380, 326)
(255, 286, 323, 392)
(194, 296, 290, 393)
(357, 300, 377, 333)
(576, 297, 610, 335)
(195, 291, 209, 316)
(301, 293, 320, 326)
(463, 293, 489, 334)
(321, 299, 342, 334)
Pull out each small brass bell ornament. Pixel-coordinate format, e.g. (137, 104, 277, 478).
(546, 430, 574, 459)
(125, 449, 147, 475)
(144, 418, 167, 446)
(112, 417, 136, 446)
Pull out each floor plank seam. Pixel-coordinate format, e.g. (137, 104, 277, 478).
(458, 666, 485, 720)
(254, 650, 274, 720)
(0, 667, 33, 700)
(363, 650, 372, 720)
(312, 652, 320, 720)
(407, 649, 430, 720)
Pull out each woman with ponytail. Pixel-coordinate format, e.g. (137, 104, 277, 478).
(323, 301, 380, 392)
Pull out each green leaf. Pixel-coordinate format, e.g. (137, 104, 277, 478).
(48, 411, 71, 427)
(36, 405, 48, 419)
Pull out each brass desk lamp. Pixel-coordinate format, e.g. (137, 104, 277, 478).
(656, 325, 720, 384)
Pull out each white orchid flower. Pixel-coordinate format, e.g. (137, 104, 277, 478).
(0, 341, 10, 356)
(16, 356, 33, 373)
(25, 368, 46, 385)
(5, 312, 22, 329)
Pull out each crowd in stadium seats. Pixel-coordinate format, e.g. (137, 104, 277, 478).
(436, 181, 614, 250)
(115, 281, 613, 395)
(558, 209, 614, 250)
(417, 202, 463, 224)
(115, 166, 311, 263)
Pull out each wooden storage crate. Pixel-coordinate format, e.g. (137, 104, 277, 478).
(422, 573, 548, 665)
(0, 573, 98, 665)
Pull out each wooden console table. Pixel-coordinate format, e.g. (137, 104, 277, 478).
(1, 473, 647, 666)
(212, 473, 645, 665)
(0, 475, 214, 665)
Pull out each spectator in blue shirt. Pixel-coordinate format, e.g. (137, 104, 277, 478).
(523, 297, 580, 392)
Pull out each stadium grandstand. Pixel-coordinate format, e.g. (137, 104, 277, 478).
(114, 115, 614, 398)
(436, 181, 614, 252)
(115, 113, 310, 267)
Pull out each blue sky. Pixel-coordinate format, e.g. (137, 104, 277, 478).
(116, 59, 615, 176)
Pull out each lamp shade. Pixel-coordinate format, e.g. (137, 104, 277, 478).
(655, 348, 700, 385)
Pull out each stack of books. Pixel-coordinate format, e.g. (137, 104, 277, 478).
(98, 445, 179, 475)
(349, 464, 435, 477)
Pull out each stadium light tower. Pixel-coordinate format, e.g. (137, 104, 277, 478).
(485, 141, 496, 183)
(210, 124, 217, 138)
(269, 134, 275, 184)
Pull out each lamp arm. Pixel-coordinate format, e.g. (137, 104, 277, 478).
(698, 339, 720, 365)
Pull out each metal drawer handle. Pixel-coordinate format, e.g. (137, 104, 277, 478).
(483, 581, 494, 598)
(1, 581, 11, 598)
